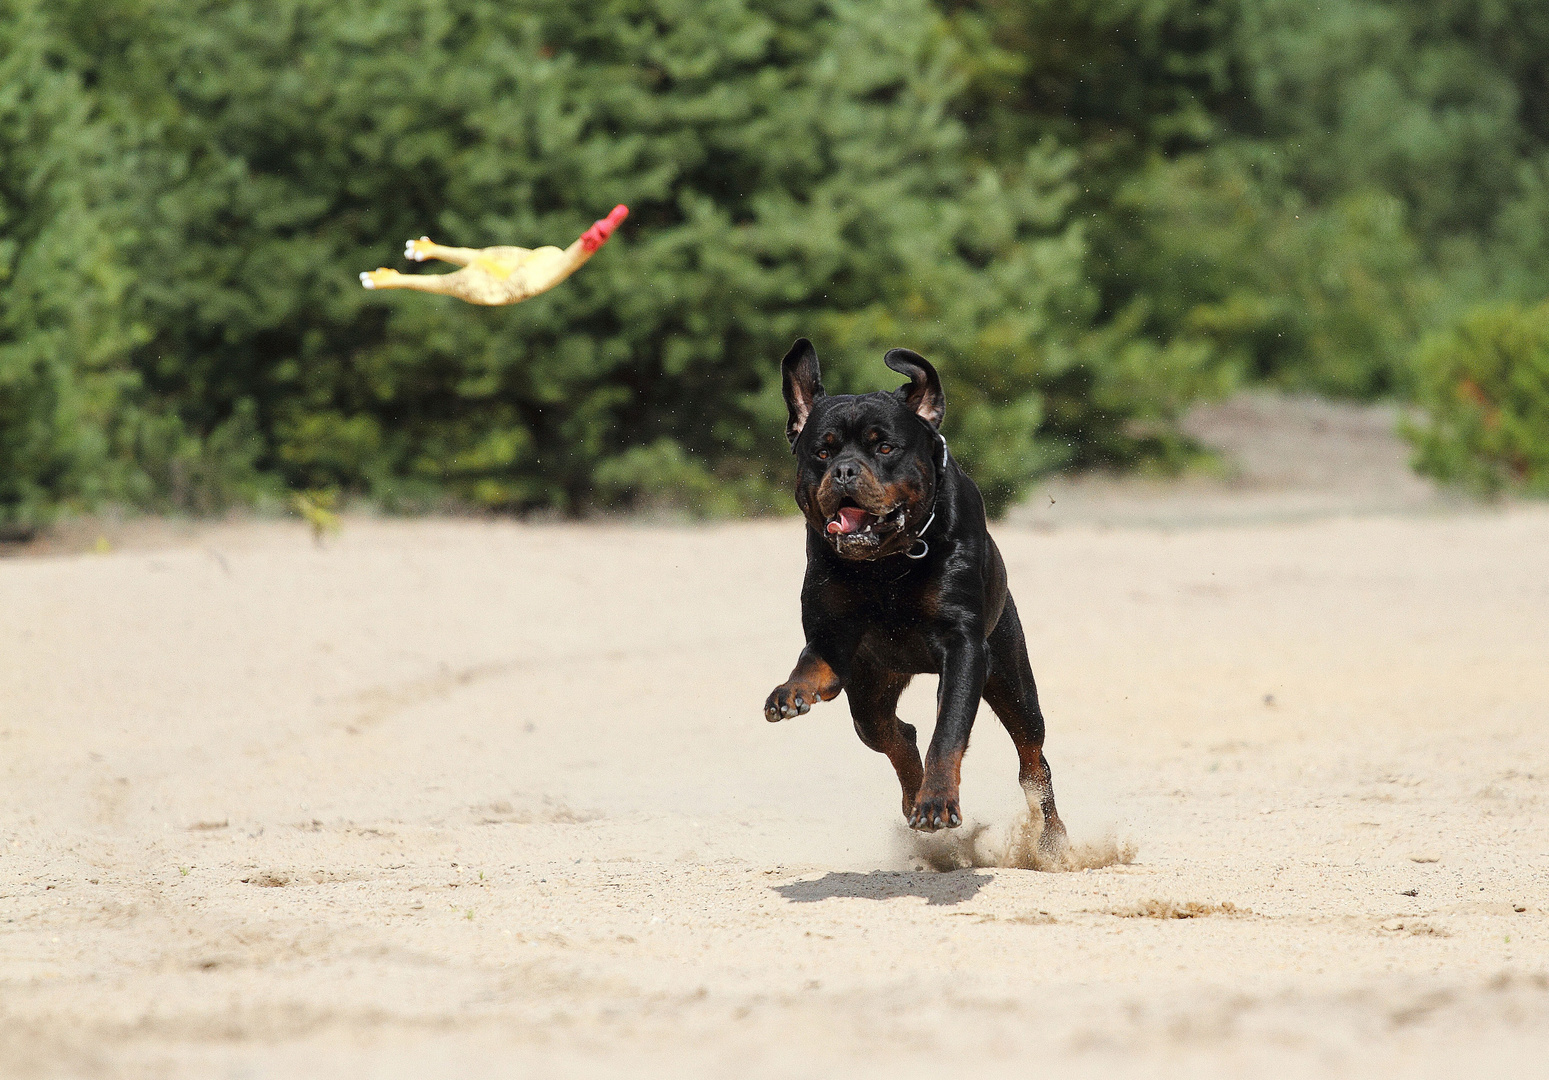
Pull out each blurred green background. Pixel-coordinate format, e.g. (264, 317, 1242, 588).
(4, 0, 1549, 528)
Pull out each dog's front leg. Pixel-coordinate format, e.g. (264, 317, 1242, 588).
(764, 643, 843, 722)
(910, 633, 988, 831)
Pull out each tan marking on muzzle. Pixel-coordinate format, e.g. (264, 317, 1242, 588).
(814, 463, 892, 520)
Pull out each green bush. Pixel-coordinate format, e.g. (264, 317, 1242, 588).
(941, 0, 1549, 400)
(13, 0, 1549, 524)
(12, 0, 1222, 520)
(1110, 154, 1437, 397)
(1403, 302, 1549, 495)
(0, 2, 135, 529)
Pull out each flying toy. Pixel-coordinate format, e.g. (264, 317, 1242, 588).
(360, 204, 628, 305)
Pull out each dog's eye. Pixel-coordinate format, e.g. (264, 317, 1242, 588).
(816, 448, 830, 460)
(877, 443, 893, 455)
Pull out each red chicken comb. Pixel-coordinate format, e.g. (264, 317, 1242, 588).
(580, 204, 629, 252)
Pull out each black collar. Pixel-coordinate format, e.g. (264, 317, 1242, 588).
(903, 432, 949, 560)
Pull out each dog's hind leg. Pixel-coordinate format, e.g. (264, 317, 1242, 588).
(764, 644, 843, 722)
(983, 594, 1068, 860)
(845, 656, 922, 819)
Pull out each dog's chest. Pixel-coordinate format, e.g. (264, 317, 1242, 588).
(854, 625, 941, 674)
(825, 575, 946, 673)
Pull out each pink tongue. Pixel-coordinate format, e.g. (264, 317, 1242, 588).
(827, 506, 870, 535)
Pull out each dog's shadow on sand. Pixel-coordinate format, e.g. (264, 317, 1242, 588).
(772, 870, 992, 907)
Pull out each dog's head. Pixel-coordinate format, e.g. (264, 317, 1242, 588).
(782, 338, 945, 561)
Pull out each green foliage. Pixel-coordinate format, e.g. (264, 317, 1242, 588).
(13, 0, 1209, 521)
(1112, 154, 1437, 396)
(941, 0, 1549, 399)
(7, 0, 1549, 522)
(0, 1, 134, 528)
(1403, 302, 1549, 495)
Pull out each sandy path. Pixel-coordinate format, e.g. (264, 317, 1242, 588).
(2, 508, 1547, 1078)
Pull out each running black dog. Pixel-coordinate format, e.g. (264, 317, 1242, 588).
(763, 338, 1067, 852)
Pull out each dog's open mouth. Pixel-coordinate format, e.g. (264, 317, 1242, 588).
(826, 501, 906, 541)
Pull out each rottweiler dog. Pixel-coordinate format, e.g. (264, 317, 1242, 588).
(763, 338, 1067, 854)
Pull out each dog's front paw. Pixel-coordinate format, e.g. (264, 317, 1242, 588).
(908, 791, 961, 832)
(764, 682, 816, 722)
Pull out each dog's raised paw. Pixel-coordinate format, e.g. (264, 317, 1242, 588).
(764, 683, 814, 722)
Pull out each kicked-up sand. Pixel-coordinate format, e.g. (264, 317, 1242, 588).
(2, 402, 1547, 1077)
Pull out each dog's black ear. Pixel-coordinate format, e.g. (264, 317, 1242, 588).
(884, 347, 944, 428)
(781, 338, 824, 445)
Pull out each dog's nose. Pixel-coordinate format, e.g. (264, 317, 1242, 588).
(830, 460, 860, 486)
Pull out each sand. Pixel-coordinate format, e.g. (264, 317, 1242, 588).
(3, 395, 1548, 1077)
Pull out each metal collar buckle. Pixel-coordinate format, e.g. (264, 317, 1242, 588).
(905, 509, 934, 559)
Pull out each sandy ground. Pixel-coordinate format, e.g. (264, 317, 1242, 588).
(3, 404, 1549, 1078)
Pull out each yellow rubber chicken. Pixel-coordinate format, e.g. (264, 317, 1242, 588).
(360, 204, 628, 306)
